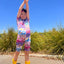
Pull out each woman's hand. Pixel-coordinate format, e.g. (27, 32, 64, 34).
(26, 0, 29, 2)
(24, 0, 29, 4)
(24, 0, 26, 3)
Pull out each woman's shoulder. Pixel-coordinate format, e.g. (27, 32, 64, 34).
(17, 16, 21, 21)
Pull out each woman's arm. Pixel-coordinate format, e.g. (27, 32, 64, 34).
(17, 1, 25, 18)
(25, 0, 29, 20)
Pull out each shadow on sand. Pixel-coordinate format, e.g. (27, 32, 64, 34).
(17, 63, 21, 64)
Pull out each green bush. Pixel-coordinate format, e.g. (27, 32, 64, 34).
(0, 26, 64, 55)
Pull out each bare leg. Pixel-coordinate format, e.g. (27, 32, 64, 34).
(13, 51, 20, 61)
(24, 51, 30, 61)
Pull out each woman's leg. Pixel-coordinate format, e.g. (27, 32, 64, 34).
(13, 51, 20, 61)
(13, 34, 23, 61)
(24, 51, 30, 61)
(24, 51, 30, 64)
(12, 51, 20, 64)
(24, 35, 31, 64)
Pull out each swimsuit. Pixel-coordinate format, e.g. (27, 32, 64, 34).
(16, 17, 31, 52)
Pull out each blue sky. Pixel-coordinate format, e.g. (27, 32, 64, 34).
(0, 0, 64, 33)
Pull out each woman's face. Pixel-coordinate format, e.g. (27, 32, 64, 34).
(21, 11, 27, 19)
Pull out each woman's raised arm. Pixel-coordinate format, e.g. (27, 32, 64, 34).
(25, 0, 29, 20)
(17, 1, 25, 18)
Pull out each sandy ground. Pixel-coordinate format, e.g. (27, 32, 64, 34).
(0, 54, 64, 64)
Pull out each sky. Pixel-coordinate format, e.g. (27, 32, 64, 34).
(0, 0, 64, 33)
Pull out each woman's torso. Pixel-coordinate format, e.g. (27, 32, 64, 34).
(17, 18, 30, 35)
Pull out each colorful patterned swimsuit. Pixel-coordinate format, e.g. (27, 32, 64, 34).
(16, 17, 31, 52)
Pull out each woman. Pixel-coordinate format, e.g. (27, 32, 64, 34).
(12, 0, 31, 64)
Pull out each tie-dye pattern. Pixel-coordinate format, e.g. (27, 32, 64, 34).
(16, 17, 31, 52)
